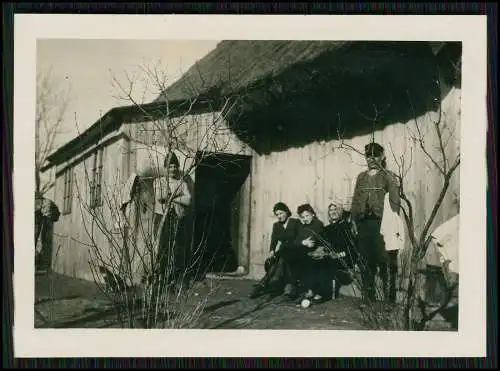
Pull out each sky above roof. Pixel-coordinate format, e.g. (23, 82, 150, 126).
(37, 39, 220, 149)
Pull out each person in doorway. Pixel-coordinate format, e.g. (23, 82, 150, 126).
(350, 142, 401, 303)
(152, 152, 194, 289)
(249, 202, 301, 299)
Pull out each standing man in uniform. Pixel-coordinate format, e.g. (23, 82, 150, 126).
(350, 142, 401, 303)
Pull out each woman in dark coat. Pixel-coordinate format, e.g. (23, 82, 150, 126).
(249, 202, 301, 299)
(290, 203, 326, 301)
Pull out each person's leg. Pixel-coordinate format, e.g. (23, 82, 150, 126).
(330, 258, 348, 299)
(267, 255, 288, 295)
(178, 214, 194, 285)
(312, 258, 333, 299)
(379, 260, 389, 301)
(250, 254, 284, 298)
(362, 259, 377, 302)
(301, 257, 316, 293)
(367, 218, 387, 302)
(356, 220, 378, 302)
(39, 220, 54, 272)
(316, 259, 334, 301)
(281, 246, 306, 298)
(175, 216, 191, 286)
(387, 250, 399, 303)
(35, 211, 43, 245)
(278, 249, 294, 297)
(158, 212, 177, 291)
(334, 279, 341, 299)
(302, 258, 324, 301)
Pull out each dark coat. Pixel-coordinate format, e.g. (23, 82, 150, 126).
(350, 169, 400, 222)
(322, 218, 359, 269)
(294, 217, 325, 248)
(269, 217, 302, 252)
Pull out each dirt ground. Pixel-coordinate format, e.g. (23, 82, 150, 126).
(35, 272, 368, 330)
(35, 272, 453, 331)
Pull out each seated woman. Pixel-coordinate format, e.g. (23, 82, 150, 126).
(316, 203, 359, 300)
(249, 202, 301, 299)
(290, 203, 326, 303)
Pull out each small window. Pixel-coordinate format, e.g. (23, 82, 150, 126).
(62, 167, 73, 214)
(89, 148, 104, 208)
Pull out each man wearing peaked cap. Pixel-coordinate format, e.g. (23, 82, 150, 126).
(364, 142, 385, 158)
(350, 141, 401, 304)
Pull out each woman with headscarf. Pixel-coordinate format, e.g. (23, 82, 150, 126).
(249, 202, 301, 299)
(312, 203, 359, 301)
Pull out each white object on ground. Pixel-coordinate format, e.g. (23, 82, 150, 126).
(301, 299, 311, 308)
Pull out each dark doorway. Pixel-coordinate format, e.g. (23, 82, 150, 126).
(191, 151, 252, 279)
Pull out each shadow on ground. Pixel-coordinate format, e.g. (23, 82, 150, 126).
(34, 272, 369, 330)
(34, 272, 452, 330)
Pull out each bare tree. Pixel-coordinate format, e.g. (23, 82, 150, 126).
(68, 61, 247, 328)
(36, 68, 71, 195)
(336, 78, 460, 331)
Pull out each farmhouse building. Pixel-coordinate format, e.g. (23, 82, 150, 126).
(42, 41, 462, 282)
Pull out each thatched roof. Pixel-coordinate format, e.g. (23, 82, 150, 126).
(157, 40, 461, 154)
(155, 41, 351, 103)
(44, 41, 461, 168)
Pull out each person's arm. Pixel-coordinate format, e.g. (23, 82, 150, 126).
(155, 178, 169, 204)
(320, 225, 331, 248)
(293, 225, 307, 247)
(311, 219, 325, 245)
(269, 223, 279, 253)
(386, 171, 401, 214)
(170, 180, 192, 207)
(350, 172, 365, 222)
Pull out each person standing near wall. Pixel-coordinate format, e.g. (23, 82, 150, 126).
(350, 142, 401, 303)
(35, 191, 61, 273)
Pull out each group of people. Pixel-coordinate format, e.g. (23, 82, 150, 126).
(148, 141, 403, 304)
(250, 141, 404, 306)
(249, 201, 359, 304)
(145, 141, 402, 304)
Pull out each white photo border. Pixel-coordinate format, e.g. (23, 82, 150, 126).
(13, 14, 488, 358)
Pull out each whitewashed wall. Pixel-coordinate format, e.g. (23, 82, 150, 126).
(247, 86, 461, 278)
(52, 136, 129, 282)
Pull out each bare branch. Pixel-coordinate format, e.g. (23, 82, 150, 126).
(35, 69, 72, 194)
(418, 156, 460, 247)
(432, 106, 448, 174)
(407, 91, 445, 175)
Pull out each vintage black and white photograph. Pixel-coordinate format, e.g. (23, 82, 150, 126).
(34, 38, 462, 332)
(14, 14, 487, 358)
